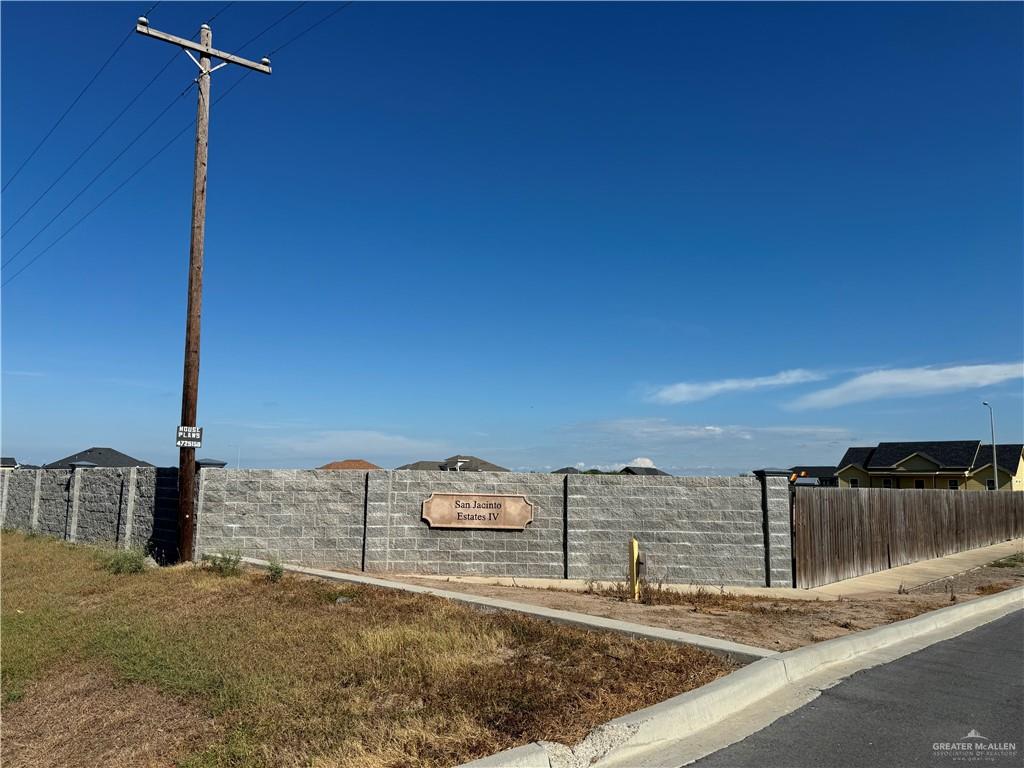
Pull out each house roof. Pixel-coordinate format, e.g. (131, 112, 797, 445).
(395, 455, 509, 472)
(43, 447, 153, 469)
(837, 441, 1023, 474)
(552, 467, 581, 474)
(837, 446, 876, 470)
(620, 466, 671, 476)
(318, 459, 381, 470)
(1, 457, 17, 468)
(789, 466, 837, 479)
(971, 444, 1024, 473)
(395, 460, 446, 470)
(866, 441, 980, 470)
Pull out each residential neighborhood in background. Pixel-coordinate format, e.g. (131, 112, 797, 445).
(5, 444, 1023, 490)
(835, 441, 1024, 491)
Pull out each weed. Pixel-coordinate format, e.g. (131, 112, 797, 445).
(100, 549, 147, 575)
(266, 556, 284, 583)
(989, 552, 1024, 569)
(202, 551, 242, 577)
(897, 582, 908, 595)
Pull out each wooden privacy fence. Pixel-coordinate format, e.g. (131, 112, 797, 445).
(792, 487, 1023, 588)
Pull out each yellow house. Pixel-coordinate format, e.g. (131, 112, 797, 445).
(836, 441, 1024, 491)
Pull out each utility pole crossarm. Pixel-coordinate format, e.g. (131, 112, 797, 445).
(135, 20, 272, 74)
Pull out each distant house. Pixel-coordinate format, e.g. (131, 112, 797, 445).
(620, 466, 671, 476)
(836, 441, 1024, 491)
(318, 459, 381, 470)
(43, 447, 154, 469)
(396, 455, 509, 472)
(789, 466, 838, 487)
(1, 457, 17, 470)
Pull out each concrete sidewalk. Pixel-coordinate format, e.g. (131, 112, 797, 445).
(813, 538, 1023, 597)
(393, 574, 841, 601)
(395, 539, 1022, 600)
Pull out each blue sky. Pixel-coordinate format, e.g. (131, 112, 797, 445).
(2, 1, 1022, 473)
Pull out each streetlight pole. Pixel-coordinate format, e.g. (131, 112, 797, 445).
(982, 401, 998, 490)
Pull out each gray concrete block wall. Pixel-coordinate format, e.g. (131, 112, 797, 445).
(0, 468, 179, 560)
(364, 471, 565, 577)
(75, 469, 129, 544)
(195, 469, 366, 568)
(1, 470, 38, 530)
(3, 467, 794, 587)
(130, 468, 180, 562)
(35, 470, 73, 539)
(764, 476, 793, 587)
(567, 474, 767, 586)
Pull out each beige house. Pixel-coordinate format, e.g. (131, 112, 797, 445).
(836, 441, 1024, 491)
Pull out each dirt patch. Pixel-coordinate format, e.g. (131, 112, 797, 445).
(1, 665, 219, 768)
(909, 559, 1024, 597)
(398, 563, 1024, 652)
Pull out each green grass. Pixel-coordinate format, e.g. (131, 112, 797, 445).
(1, 532, 734, 768)
(201, 550, 243, 577)
(98, 547, 147, 574)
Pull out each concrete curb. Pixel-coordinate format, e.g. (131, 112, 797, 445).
(458, 744, 552, 768)
(462, 586, 1024, 768)
(239, 557, 773, 663)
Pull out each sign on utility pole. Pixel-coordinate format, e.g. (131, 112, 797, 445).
(176, 426, 203, 449)
(136, 16, 271, 561)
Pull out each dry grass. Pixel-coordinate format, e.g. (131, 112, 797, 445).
(584, 579, 808, 614)
(975, 581, 1014, 596)
(0, 533, 734, 768)
(1, 665, 219, 768)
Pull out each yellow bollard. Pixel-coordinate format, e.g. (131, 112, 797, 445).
(628, 537, 641, 601)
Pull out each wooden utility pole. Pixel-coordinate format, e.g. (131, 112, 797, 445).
(136, 16, 271, 561)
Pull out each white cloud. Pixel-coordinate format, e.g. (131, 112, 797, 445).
(589, 419, 848, 443)
(649, 369, 825, 404)
(789, 362, 1024, 410)
(628, 456, 656, 468)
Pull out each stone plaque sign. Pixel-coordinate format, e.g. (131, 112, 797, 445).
(422, 493, 534, 530)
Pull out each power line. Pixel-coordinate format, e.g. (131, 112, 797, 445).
(2, 52, 180, 238)
(1, 113, 194, 288)
(2, 71, 263, 289)
(2, 70, 259, 287)
(235, 2, 306, 53)
(2, 4, 356, 287)
(1, 2, 162, 193)
(3, 6, 236, 238)
(206, 1, 234, 24)
(268, 2, 353, 56)
(1, 82, 194, 270)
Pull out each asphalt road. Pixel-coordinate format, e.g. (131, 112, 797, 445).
(692, 609, 1024, 768)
